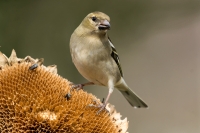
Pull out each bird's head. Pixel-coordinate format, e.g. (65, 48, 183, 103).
(81, 11, 111, 34)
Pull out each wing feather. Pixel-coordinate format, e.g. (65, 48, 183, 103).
(108, 37, 123, 77)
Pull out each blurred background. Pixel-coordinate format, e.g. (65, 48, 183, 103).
(0, 0, 200, 132)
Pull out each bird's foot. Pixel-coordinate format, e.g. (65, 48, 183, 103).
(88, 100, 109, 115)
(72, 84, 84, 90)
(65, 83, 83, 100)
(66, 82, 94, 101)
(96, 103, 108, 114)
(71, 82, 94, 90)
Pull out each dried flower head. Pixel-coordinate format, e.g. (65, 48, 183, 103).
(0, 50, 128, 133)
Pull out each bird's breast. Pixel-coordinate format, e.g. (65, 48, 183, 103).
(70, 35, 120, 86)
(71, 41, 107, 85)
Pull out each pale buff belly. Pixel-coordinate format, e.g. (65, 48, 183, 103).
(71, 40, 121, 86)
(73, 53, 109, 86)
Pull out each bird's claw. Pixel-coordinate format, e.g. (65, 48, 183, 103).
(96, 104, 108, 115)
(87, 99, 109, 115)
(71, 84, 83, 90)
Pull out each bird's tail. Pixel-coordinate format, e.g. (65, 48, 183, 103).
(116, 79, 148, 108)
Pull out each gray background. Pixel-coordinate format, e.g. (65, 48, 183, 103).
(0, 0, 200, 133)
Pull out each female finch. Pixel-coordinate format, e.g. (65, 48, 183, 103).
(70, 11, 148, 112)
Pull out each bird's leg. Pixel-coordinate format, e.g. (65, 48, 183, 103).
(96, 92, 111, 114)
(89, 81, 114, 114)
(88, 91, 112, 114)
(72, 82, 94, 90)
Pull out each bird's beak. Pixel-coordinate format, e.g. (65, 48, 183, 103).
(98, 20, 110, 30)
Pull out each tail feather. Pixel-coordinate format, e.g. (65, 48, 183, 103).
(119, 89, 148, 108)
(116, 78, 148, 108)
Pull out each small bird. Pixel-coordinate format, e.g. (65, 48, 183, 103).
(70, 11, 148, 112)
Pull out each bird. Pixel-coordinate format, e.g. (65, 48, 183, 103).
(70, 11, 148, 112)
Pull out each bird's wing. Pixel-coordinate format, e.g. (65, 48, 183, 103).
(108, 37, 123, 77)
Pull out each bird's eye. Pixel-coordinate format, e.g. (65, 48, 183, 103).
(91, 16, 97, 22)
